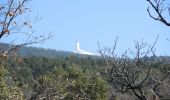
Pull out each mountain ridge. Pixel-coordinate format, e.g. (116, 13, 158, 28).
(0, 43, 100, 58)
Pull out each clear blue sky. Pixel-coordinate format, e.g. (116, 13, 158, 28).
(3, 0, 170, 56)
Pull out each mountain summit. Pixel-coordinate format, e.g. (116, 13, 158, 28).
(74, 41, 94, 55)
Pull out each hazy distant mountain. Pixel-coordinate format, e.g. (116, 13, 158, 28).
(18, 46, 73, 58)
(0, 43, 100, 58)
(1, 43, 170, 61)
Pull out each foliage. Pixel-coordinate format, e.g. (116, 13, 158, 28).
(0, 61, 24, 100)
(31, 65, 108, 100)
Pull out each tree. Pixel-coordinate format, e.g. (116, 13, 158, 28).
(0, 0, 51, 56)
(146, 0, 170, 26)
(98, 36, 170, 100)
(30, 65, 108, 100)
(0, 0, 51, 99)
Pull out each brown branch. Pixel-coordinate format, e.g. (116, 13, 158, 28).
(147, 0, 170, 26)
(0, 0, 28, 39)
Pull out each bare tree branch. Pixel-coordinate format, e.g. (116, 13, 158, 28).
(146, 0, 170, 26)
(98, 36, 170, 99)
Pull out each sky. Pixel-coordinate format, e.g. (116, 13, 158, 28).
(2, 0, 170, 56)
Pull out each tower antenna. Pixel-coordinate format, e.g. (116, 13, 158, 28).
(76, 41, 80, 51)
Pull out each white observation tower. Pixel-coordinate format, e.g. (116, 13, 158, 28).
(76, 41, 80, 51)
(74, 41, 94, 55)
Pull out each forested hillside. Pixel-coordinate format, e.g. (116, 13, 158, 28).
(0, 43, 170, 99)
(4, 52, 108, 99)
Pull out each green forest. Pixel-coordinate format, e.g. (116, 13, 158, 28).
(0, 45, 107, 100)
(1, 0, 170, 100)
(0, 44, 170, 100)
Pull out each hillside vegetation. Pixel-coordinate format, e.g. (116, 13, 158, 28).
(0, 44, 170, 100)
